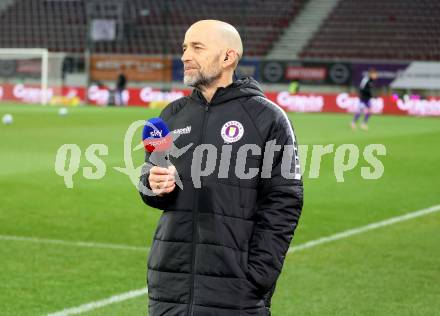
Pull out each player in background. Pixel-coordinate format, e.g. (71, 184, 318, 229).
(351, 68, 378, 130)
(115, 72, 127, 106)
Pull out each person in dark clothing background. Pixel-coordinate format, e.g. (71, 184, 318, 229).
(351, 68, 378, 130)
(115, 72, 127, 106)
(139, 20, 304, 316)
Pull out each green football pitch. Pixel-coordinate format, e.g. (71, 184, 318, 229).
(1, 104, 439, 316)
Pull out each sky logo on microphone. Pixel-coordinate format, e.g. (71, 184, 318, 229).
(149, 130, 163, 137)
(142, 118, 173, 153)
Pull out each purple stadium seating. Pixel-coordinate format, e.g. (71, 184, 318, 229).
(0, 0, 306, 56)
(300, 0, 440, 61)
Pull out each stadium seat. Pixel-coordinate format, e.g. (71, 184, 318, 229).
(300, 0, 440, 61)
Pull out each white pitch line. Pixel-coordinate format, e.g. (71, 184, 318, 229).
(45, 203, 440, 316)
(0, 235, 149, 252)
(46, 288, 148, 316)
(288, 203, 440, 253)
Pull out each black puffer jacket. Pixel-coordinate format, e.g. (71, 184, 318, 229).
(139, 77, 303, 316)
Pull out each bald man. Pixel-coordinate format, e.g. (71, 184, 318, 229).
(140, 20, 303, 316)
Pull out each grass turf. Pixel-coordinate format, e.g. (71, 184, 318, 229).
(0, 104, 439, 315)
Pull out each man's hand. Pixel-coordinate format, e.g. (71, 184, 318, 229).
(148, 165, 176, 196)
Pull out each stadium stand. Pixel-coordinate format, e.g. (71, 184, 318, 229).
(0, 0, 306, 56)
(1, 0, 439, 61)
(299, 0, 440, 61)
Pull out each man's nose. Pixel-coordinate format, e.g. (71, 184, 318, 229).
(181, 49, 191, 63)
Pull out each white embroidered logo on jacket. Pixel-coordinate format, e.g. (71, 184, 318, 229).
(221, 121, 244, 143)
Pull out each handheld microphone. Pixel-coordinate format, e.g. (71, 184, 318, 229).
(142, 117, 173, 152)
(142, 117, 173, 168)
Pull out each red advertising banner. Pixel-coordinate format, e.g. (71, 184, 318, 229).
(265, 92, 440, 116)
(1, 83, 439, 117)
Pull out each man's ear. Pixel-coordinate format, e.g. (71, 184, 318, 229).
(223, 50, 237, 67)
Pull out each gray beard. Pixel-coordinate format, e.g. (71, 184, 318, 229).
(184, 70, 222, 90)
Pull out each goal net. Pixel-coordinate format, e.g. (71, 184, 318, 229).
(0, 48, 65, 105)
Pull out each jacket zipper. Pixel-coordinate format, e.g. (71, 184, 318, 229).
(188, 103, 210, 315)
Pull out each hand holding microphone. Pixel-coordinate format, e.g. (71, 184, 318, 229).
(149, 165, 176, 195)
(142, 117, 176, 196)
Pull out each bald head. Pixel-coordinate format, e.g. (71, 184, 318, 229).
(187, 20, 243, 60)
(181, 20, 243, 89)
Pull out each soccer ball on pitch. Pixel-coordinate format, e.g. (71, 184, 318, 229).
(58, 107, 68, 116)
(2, 114, 13, 125)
